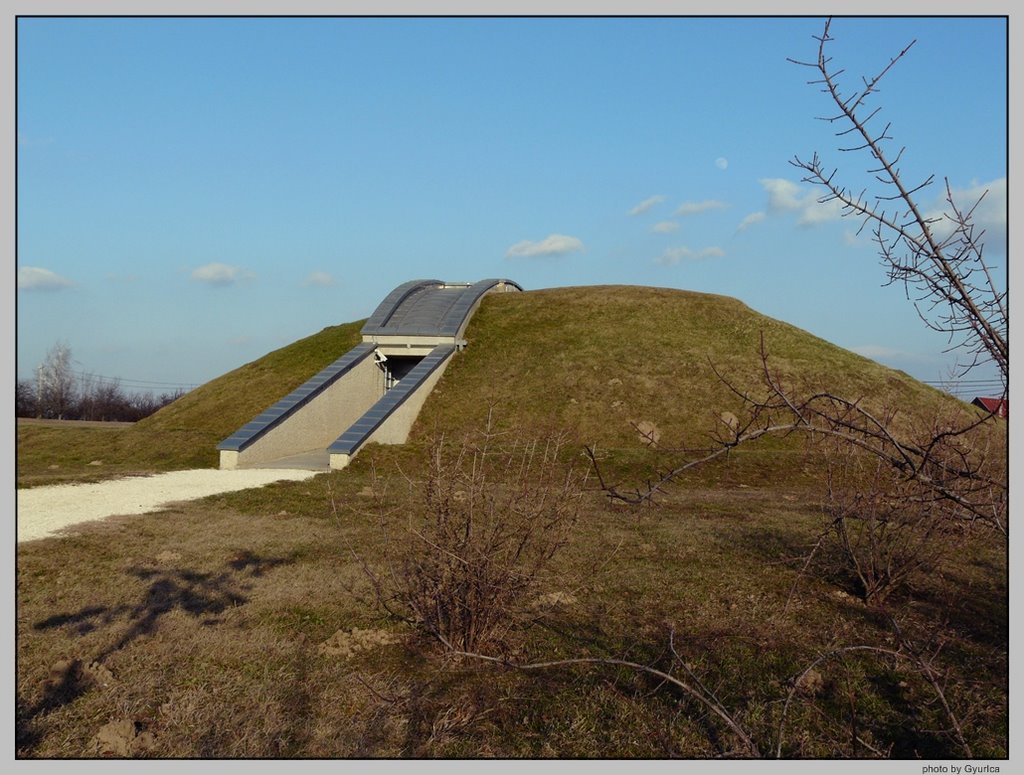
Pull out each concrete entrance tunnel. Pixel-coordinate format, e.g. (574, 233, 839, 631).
(217, 279, 522, 471)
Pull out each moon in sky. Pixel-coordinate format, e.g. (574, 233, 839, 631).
(715, 157, 729, 170)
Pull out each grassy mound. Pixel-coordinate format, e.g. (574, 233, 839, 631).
(17, 285, 971, 487)
(134, 319, 364, 449)
(412, 285, 969, 484)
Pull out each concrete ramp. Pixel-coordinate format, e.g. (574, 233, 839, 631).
(218, 278, 521, 470)
(327, 344, 456, 469)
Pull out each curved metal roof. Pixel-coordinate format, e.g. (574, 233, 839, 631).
(361, 278, 522, 338)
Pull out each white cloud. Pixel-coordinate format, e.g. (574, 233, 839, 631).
(759, 178, 842, 227)
(505, 234, 584, 259)
(654, 246, 724, 266)
(924, 177, 1006, 256)
(18, 266, 74, 291)
(715, 157, 729, 170)
(655, 247, 693, 266)
(674, 199, 728, 217)
(628, 195, 666, 216)
(191, 262, 252, 286)
(303, 270, 336, 287)
(758, 175, 1006, 252)
(760, 178, 806, 212)
(652, 221, 679, 234)
(736, 211, 766, 233)
(958, 177, 1005, 229)
(842, 229, 865, 247)
(796, 197, 844, 226)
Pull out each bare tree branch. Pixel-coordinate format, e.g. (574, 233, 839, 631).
(790, 19, 1007, 385)
(596, 337, 1006, 536)
(432, 634, 762, 758)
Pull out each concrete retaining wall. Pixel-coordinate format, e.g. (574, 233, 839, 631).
(365, 350, 453, 446)
(329, 349, 454, 469)
(221, 356, 384, 468)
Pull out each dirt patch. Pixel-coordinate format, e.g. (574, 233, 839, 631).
(41, 659, 116, 700)
(531, 591, 578, 609)
(318, 628, 403, 659)
(86, 719, 156, 757)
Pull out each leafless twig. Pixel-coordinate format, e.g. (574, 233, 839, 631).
(789, 19, 1006, 386)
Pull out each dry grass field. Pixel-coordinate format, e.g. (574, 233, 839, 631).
(16, 451, 1007, 758)
(16, 287, 1007, 758)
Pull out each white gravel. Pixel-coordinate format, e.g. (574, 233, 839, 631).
(17, 469, 320, 544)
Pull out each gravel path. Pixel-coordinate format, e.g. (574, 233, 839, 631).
(17, 469, 320, 544)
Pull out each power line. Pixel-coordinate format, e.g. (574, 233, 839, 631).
(67, 369, 198, 390)
(923, 379, 1006, 386)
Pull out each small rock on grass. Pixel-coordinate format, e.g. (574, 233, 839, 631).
(634, 420, 661, 446)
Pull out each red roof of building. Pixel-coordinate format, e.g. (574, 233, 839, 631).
(971, 397, 1008, 417)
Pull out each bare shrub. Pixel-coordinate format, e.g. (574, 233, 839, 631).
(777, 615, 978, 758)
(822, 448, 954, 606)
(367, 422, 588, 654)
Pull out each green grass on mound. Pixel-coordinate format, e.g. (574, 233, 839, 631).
(412, 286, 973, 484)
(420, 286, 962, 442)
(17, 285, 977, 488)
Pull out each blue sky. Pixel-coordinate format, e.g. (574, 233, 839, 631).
(16, 16, 1007, 397)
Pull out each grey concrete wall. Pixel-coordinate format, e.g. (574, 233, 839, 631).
(364, 350, 454, 446)
(222, 356, 385, 468)
(366, 335, 457, 355)
(329, 451, 352, 470)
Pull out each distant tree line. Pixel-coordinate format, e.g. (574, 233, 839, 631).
(17, 341, 187, 422)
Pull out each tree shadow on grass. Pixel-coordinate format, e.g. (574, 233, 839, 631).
(16, 658, 93, 754)
(18, 551, 295, 755)
(903, 576, 1008, 650)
